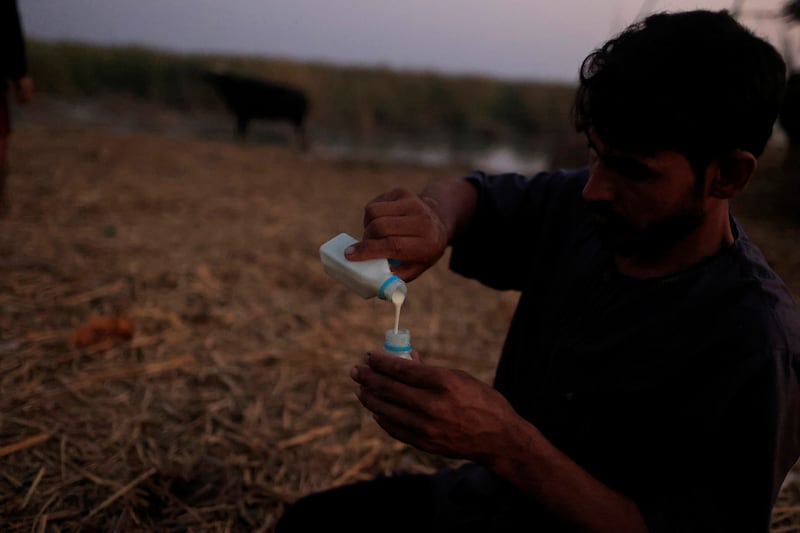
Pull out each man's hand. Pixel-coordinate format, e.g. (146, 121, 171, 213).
(14, 76, 33, 104)
(350, 350, 520, 462)
(344, 188, 450, 282)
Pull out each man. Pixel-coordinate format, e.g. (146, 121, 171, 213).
(277, 10, 800, 532)
(1, 0, 33, 218)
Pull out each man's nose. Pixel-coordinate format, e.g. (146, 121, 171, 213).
(582, 168, 615, 203)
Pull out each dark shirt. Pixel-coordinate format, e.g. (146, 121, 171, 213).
(448, 167, 800, 532)
(1, 0, 28, 83)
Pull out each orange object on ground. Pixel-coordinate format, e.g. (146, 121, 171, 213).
(71, 316, 134, 348)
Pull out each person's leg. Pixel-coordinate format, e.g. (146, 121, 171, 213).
(0, 90, 11, 218)
(0, 139, 7, 219)
(275, 473, 437, 533)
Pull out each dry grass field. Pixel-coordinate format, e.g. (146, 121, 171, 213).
(1, 97, 799, 531)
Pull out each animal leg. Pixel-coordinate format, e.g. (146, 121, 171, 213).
(236, 115, 249, 142)
(296, 124, 310, 152)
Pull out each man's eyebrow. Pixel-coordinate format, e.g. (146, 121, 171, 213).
(585, 133, 659, 175)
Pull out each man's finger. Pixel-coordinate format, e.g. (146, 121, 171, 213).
(362, 190, 418, 226)
(364, 351, 443, 389)
(345, 234, 428, 263)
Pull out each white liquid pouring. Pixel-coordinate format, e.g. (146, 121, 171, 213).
(391, 289, 405, 334)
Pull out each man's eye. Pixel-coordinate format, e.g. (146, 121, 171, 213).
(621, 165, 655, 182)
(605, 158, 655, 182)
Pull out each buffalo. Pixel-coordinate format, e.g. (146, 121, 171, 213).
(202, 69, 310, 150)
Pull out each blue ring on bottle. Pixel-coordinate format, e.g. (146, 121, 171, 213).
(378, 275, 401, 299)
(384, 343, 412, 353)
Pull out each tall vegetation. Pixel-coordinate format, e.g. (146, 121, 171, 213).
(27, 40, 579, 151)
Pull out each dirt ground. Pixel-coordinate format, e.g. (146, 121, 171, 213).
(1, 97, 800, 531)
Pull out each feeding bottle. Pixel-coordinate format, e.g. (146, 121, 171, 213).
(384, 327, 412, 360)
(320, 232, 412, 360)
(319, 233, 407, 301)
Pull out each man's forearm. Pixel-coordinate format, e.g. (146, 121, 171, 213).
(485, 414, 649, 532)
(419, 177, 478, 245)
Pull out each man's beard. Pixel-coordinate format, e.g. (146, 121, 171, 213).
(588, 201, 706, 258)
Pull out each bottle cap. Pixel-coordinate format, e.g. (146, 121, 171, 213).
(384, 328, 412, 359)
(378, 276, 407, 300)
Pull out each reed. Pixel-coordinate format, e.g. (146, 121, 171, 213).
(26, 39, 578, 149)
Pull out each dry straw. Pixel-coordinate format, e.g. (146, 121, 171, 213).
(1, 101, 798, 531)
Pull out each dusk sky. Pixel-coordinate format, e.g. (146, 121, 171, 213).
(18, 0, 790, 83)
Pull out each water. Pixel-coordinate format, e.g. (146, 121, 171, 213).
(314, 141, 549, 174)
(17, 97, 551, 174)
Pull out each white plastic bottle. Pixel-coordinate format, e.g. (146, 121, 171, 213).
(319, 233, 407, 301)
(384, 328, 412, 360)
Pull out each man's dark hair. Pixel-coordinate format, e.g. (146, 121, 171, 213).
(573, 9, 786, 175)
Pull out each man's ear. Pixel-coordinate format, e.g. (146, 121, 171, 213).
(709, 150, 757, 199)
